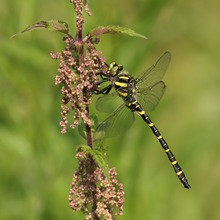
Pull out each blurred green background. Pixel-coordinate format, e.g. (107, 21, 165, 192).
(1, 0, 220, 219)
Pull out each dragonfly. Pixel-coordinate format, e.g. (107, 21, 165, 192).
(94, 51, 191, 189)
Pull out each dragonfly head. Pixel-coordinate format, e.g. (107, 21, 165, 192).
(107, 62, 123, 77)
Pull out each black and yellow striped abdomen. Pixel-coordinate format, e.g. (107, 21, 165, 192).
(127, 99, 190, 188)
(112, 73, 190, 188)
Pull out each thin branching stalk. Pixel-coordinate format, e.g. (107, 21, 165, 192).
(53, 1, 125, 219)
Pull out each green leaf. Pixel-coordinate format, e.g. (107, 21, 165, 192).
(78, 114, 99, 140)
(10, 20, 69, 38)
(90, 113, 99, 129)
(76, 145, 91, 154)
(76, 145, 109, 179)
(78, 122, 86, 140)
(92, 149, 109, 179)
(90, 25, 147, 39)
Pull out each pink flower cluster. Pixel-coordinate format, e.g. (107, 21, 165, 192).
(69, 152, 124, 219)
(51, 36, 105, 133)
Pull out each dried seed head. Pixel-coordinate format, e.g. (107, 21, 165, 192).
(51, 34, 105, 133)
(69, 155, 124, 219)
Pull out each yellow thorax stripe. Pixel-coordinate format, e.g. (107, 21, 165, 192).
(114, 81, 128, 87)
(117, 91, 128, 97)
(119, 76, 129, 80)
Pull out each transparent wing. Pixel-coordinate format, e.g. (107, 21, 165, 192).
(137, 51, 171, 89)
(95, 93, 123, 114)
(136, 51, 171, 112)
(137, 81, 166, 112)
(94, 104, 135, 141)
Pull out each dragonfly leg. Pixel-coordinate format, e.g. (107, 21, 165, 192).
(93, 84, 113, 94)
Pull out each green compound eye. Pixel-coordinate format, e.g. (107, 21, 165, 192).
(107, 62, 123, 77)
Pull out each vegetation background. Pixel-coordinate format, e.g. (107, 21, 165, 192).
(1, 0, 220, 219)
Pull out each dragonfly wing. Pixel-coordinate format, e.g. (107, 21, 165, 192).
(94, 104, 135, 141)
(137, 51, 171, 89)
(138, 81, 166, 112)
(95, 93, 123, 113)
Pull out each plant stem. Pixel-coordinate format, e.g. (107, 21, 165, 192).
(76, 18, 93, 149)
(85, 106, 93, 148)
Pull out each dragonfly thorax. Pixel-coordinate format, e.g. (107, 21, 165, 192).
(112, 72, 138, 103)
